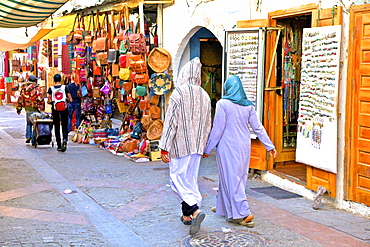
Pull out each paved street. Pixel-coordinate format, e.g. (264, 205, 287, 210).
(0, 104, 369, 247)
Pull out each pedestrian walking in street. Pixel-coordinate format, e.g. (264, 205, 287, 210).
(47, 74, 72, 152)
(159, 57, 212, 235)
(67, 77, 82, 132)
(203, 75, 277, 227)
(16, 75, 45, 145)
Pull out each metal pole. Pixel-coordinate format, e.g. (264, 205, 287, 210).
(139, 2, 144, 34)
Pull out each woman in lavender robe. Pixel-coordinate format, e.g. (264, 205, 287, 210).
(203, 75, 276, 227)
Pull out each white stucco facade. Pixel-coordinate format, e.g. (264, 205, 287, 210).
(160, 0, 370, 217)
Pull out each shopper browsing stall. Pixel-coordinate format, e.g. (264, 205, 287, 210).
(67, 78, 82, 132)
(16, 75, 45, 145)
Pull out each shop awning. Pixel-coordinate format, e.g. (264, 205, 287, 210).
(0, 0, 69, 28)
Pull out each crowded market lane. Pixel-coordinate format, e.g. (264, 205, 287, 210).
(0, 104, 369, 247)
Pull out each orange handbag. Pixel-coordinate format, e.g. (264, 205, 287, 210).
(135, 73, 149, 85)
(123, 81, 133, 91)
(139, 97, 150, 111)
(93, 61, 102, 76)
(127, 53, 146, 73)
(112, 63, 119, 77)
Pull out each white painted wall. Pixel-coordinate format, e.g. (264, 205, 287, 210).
(161, 0, 369, 214)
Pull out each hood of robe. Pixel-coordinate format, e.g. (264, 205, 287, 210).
(175, 57, 202, 87)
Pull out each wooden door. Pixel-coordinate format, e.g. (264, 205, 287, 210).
(346, 5, 370, 206)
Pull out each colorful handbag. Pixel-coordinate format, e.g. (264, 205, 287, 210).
(128, 53, 146, 73)
(129, 33, 147, 55)
(81, 85, 88, 97)
(75, 41, 86, 57)
(139, 97, 150, 111)
(123, 81, 133, 91)
(135, 73, 149, 85)
(119, 54, 127, 68)
(100, 81, 111, 95)
(119, 68, 130, 80)
(112, 63, 119, 77)
(108, 49, 119, 63)
(136, 85, 147, 97)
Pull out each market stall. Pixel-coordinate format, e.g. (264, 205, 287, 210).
(27, 7, 172, 162)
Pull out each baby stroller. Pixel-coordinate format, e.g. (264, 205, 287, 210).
(32, 118, 54, 148)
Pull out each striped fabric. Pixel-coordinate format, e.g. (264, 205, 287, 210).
(0, 0, 69, 28)
(159, 57, 212, 158)
(53, 38, 58, 67)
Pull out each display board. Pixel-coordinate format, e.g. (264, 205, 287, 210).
(224, 28, 266, 125)
(296, 25, 341, 173)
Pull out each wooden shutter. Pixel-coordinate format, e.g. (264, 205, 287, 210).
(236, 20, 271, 170)
(305, 6, 343, 198)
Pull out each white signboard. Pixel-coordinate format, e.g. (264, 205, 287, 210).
(295, 25, 341, 174)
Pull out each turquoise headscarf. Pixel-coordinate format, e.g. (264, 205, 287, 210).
(222, 75, 254, 106)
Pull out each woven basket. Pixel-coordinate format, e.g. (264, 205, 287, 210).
(141, 115, 153, 130)
(148, 47, 172, 73)
(147, 119, 164, 140)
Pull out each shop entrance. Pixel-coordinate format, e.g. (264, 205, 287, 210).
(269, 15, 312, 185)
(188, 27, 223, 119)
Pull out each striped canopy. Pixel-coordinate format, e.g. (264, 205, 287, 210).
(0, 0, 69, 28)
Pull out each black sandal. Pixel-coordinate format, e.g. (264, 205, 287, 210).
(180, 216, 192, 225)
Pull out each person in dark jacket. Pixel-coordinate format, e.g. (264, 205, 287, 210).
(67, 78, 82, 132)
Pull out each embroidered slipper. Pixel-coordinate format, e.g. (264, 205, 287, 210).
(189, 211, 205, 235)
(180, 216, 192, 225)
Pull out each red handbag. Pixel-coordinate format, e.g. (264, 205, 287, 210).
(93, 61, 101, 76)
(119, 54, 127, 68)
(115, 78, 121, 89)
(131, 71, 136, 83)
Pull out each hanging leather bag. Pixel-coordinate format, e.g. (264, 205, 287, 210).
(135, 73, 149, 85)
(129, 33, 147, 55)
(128, 53, 146, 73)
(67, 14, 80, 45)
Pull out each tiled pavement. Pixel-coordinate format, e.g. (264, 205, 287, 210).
(0, 104, 369, 247)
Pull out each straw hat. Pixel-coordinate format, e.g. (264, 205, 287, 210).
(147, 119, 164, 140)
(149, 73, 172, 95)
(148, 47, 172, 73)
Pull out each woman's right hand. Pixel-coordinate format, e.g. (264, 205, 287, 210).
(269, 149, 277, 158)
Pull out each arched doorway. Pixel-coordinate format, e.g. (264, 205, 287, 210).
(180, 27, 223, 118)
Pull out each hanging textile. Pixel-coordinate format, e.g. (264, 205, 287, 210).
(0, 52, 5, 76)
(53, 38, 58, 67)
(61, 40, 71, 76)
(4, 51, 9, 77)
